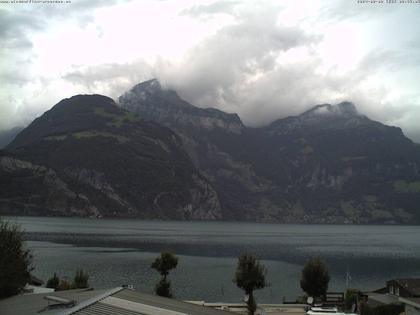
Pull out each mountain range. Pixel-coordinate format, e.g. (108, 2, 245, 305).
(1, 79, 420, 223)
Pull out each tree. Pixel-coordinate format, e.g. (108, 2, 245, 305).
(0, 220, 33, 298)
(73, 269, 89, 289)
(46, 273, 60, 289)
(151, 252, 178, 298)
(234, 253, 267, 315)
(300, 257, 330, 298)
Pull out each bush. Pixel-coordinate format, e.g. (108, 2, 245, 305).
(57, 279, 72, 291)
(360, 302, 373, 315)
(46, 273, 60, 289)
(0, 220, 33, 298)
(373, 304, 404, 315)
(345, 289, 360, 311)
(73, 269, 89, 289)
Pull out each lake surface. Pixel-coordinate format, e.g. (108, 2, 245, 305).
(4, 216, 420, 303)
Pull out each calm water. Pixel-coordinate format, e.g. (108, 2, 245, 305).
(4, 216, 420, 303)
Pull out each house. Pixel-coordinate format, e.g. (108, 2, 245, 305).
(386, 279, 420, 298)
(367, 279, 420, 309)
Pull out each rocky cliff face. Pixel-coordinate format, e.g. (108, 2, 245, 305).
(2, 94, 221, 219)
(119, 80, 420, 224)
(0, 154, 98, 216)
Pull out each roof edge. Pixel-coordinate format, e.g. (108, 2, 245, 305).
(60, 287, 124, 315)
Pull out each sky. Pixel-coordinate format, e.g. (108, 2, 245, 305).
(1, 0, 420, 141)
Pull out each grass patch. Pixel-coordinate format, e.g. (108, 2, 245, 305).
(73, 131, 129, 143)
(94, 107, 140, 128)
(44, 135, 67, 141)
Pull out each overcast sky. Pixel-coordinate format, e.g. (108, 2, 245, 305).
(1, 0, 420, 141)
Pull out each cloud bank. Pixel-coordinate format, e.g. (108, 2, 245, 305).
(1, 0, 420, 142)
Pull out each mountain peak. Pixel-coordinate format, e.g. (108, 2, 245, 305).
(131, 78, 162, 94)
(8, 94, 124, 149)
(119, 80, 244, 134)
(119, 79, 191, 110)
(266, 101, 374, 136)
(301, 101, 359, 118)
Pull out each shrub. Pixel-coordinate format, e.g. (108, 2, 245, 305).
(46, 273, 60, 289)
(0, 220, 33, 298)
(57, 279, 72, 291)
(345, 288, 362, 311)
(73, 269, 89, 289)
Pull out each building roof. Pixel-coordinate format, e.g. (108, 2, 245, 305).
(0, 288, 112, 315)
(388, 279, 420, 296)
(0, 287, 235, 315)
(71, 288, 234, 315)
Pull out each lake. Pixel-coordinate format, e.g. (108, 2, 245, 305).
(4, 216, 420, 303)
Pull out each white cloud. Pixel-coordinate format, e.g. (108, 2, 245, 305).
(0, 0, 420, 142)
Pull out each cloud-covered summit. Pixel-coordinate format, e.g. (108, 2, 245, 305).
(1, 0, 420, 142)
